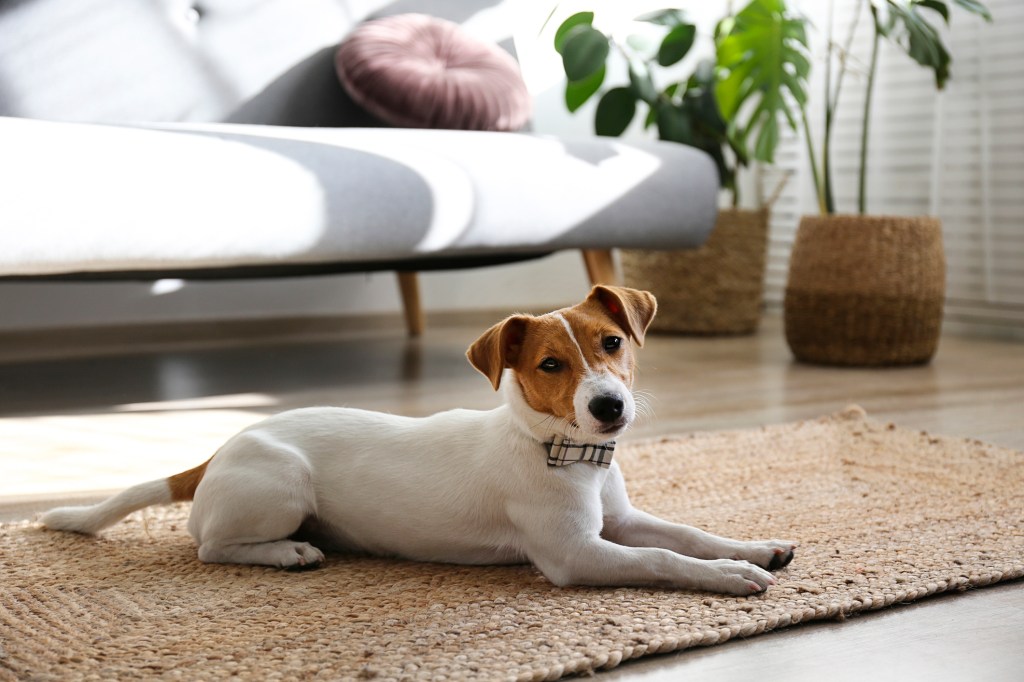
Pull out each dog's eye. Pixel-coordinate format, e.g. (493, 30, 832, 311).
(538, 357, 562, 373)
(603, 336, 622, 352)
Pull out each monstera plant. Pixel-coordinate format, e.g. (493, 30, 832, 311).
(552, 1, 810, 334)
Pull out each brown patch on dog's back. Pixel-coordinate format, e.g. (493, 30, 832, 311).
(167, 458, 212, 501)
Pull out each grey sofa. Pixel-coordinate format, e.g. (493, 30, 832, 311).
(0, 0, 719, 335)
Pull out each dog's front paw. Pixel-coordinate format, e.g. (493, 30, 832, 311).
(280, 541, 326, 570)
(700, 558, 777, 596)
(732, 540, 797, 572)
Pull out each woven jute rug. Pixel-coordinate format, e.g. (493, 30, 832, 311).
(2, 407, 1022, 681)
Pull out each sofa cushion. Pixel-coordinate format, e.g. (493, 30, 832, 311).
(334, 14, 530, 131)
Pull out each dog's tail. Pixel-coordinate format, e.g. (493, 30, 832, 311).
(40, 458, 210, 535)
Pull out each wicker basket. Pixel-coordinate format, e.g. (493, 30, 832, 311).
(784, 214, 945, 366)
(621, 208, 769, 335)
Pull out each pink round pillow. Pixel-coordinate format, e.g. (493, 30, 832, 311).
(335, 14, 531, 131)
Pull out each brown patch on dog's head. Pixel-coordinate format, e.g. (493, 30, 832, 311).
(466, 286, 657, 426)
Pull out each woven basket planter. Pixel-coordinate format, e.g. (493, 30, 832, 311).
(784, 214, 945, 366)
(621, 208, 769, 335)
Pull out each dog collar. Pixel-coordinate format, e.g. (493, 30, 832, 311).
(546, 436, 615, 469)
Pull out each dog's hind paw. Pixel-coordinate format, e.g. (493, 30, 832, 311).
(281, 541, 325, 570)
(286, 558, 324, 572)
(198, 539, 325, 569)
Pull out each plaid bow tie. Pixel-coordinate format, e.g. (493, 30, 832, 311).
(546, 436, 615, 468)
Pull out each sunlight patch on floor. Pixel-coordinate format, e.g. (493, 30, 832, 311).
(113, 393, 279, 412)
(0, 409, 264, 497)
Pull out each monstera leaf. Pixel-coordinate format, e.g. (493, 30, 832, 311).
(714, 0, 810, 164)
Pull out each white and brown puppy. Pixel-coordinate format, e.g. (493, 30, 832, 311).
(42, 286, 795, 595)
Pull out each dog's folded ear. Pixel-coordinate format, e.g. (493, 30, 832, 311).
(466, 315, 531, 390)
(588, 286, 658, 347)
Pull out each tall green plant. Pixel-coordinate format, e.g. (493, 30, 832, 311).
(855, 0, 993, 213)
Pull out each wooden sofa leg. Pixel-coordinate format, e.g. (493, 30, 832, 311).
(396, 272, 425, 337)
(582, 249, 619, 286)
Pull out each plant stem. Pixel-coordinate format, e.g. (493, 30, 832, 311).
(822, 108, 835, 214)
(829, 0, 862, 117)
(821, 0, 836, 214)
(821, 0, 862, 215)
(858, 16, 881, 215)
(802, 108, 827, 214)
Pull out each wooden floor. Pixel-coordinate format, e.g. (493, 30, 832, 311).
(1, 313, 1022, 680)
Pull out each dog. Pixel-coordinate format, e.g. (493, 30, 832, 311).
(42, 285, 795, 595)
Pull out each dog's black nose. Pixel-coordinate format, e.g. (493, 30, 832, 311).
(589, 394, 624, 423)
